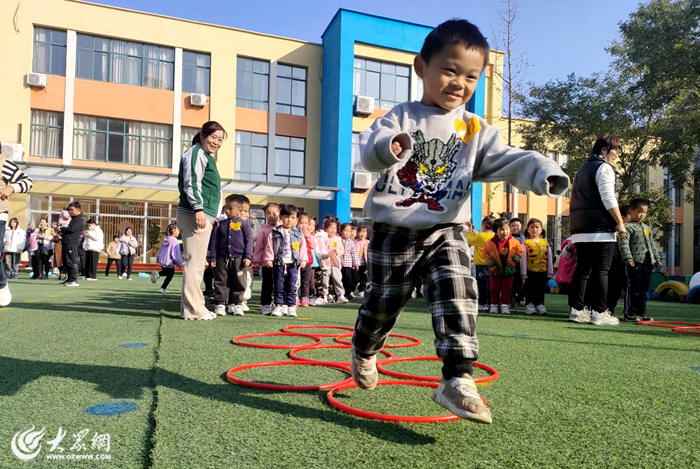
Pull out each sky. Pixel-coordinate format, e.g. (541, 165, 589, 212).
(89, 0, 645, 87)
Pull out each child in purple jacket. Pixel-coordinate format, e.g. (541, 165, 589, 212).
(208, 194, 254, 317)
(151, 223, 183, 293)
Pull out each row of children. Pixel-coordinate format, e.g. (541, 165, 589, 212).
(181, 194, 370, 319)
(467, 215, 552, 315)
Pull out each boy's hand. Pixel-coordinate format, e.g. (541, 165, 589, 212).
(253, 262, 260, 268)
(265, 261, 273, 268)
(655, 261, 662, 267)
(300, 262, 306, 269)
(628, 261, 635, 267)
(391, 141, 403, 156)
(211, 260, 217, 268)
(243, 259, 251, 267)
(354, 266, 359, 271)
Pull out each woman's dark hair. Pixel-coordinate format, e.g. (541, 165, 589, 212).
(86, 219, 96, 225)
(481, 215, 496, 230)
(591, 135, 621, 156)
(279, 204, 298, 217)
(420, 19, 490, 68)
(166, 222, 178, 236)
(124, 226, 133, 234)
(9, 217, 19, 229)
(492, 217, 509, 232)
(192, 121, 227, 145)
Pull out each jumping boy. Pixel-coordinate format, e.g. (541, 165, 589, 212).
(350, 19, 569, 424)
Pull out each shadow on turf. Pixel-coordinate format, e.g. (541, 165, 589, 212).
(0, 356, 436, 444)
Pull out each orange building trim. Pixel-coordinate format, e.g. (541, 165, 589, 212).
(181, 93, 211, 128)
(547, 197, 556, 215)
(275, 113, 307, 138)
(235, 107, 268, 133)
(28, 156, 62, 164)
(74, 79, 173, 124)
(30, 75, 66, 112)
(71, 159, 171, 174)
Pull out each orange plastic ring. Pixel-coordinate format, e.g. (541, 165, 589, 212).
(226, 361, 352, 391)
(637, 320, 700, 328)
(672, 326, 700, 335)
(334, 332, 421, 348)
(288, 344, 394, 367)
(376, 356, 499, 384)
(281, 325, 355, 337)
(232, 332, 323, 349)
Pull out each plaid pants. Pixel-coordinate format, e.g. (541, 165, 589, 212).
(352, 223, 479, 363)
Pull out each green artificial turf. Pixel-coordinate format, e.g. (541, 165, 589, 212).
(1, 271, 699, 468)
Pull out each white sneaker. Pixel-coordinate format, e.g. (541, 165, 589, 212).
(590, 310, 620, 326)
(431, 374, 492, 424)
(500, 305, 510, 315)
(121, 273, 127, 279)
(282, 305, 288, 316)
(337, 296, 349, 304)
(525, 304, 536, 315)
(261, 305, 272, 315)
(308, 298, 316, 306)
(118, 276, 122, 280)
(0, 285, 12, 307)
(271, 306, 284, 317)
(314, 297, 327, 306)
(536, 304, 548, 315)
(489, 305, 499, 314)
(214, 305, 227, 316)
(150, 270, 160, 284)
(358, 291, 365, 299)
(64, 282, 80, 287)
(478, 304, 488, 312)
(86, 278, 97, 281)
(233, 305, 245, 316)
(286, 306, 297, 317)
(326, 296, 335, 304)
(240, 302, 249, 312)
(158, 288, 167, 294)
(411, 289, 418, 299)
(568, 307, 591, 323)
(227, 305, 236, 315)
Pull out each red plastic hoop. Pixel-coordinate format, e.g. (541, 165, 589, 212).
(281, 325, 354, 337)
(326, 380, 486, 423)
(288, 344, 395, 367)
(334, 332, 421, 348)
(637, 320, 700, 328)
(376, 356, 499, 384)
(672, 326, 700, 335)
(226, 361, 352, 391)
(232, 332, 323, 349)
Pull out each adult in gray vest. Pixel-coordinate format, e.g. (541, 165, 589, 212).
(0, 142, 34, 306)
(567, 136, 627, 326)
(177, 121, 226, 320)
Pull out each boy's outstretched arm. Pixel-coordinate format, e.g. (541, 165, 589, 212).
(473, 124, 569, 197)
(359, 107, 413, 173)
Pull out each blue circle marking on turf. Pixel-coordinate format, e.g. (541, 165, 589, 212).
(121, 343, 148, 348)
(690, 366, 700, 373)
(86, 402, 138, 416)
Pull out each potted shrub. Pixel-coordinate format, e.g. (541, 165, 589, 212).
(148, 223, 162, 263)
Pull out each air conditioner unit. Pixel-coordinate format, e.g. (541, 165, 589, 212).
(1, 143, 24, 162)
(190, 93, 207, 107)
(352, 171, 373, 191)
(355, 95, 375, 116)
(26, 72, 47, 88)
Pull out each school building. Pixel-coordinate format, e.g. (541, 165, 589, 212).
(0, 0, 695, 274)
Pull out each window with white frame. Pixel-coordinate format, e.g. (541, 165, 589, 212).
(276, 64, 306, 116)
(273, 136, 304, 184)
(353, 58, 410, 110)
(30, 110, 64, 158)
(236, 57, 269, 110)
(33, 27, 67, 76)
(182, 51, 211, 95)
(76, 34, 174, 90)
(73, 115, 172, 167)
(180, 126, 200, 156)
(235, 131, 267, 182)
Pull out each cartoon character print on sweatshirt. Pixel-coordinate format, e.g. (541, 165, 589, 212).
(394, 117, 481, 212)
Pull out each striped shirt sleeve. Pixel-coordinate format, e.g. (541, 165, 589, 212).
(180, 146, 207, 211)
(2, 160, 33, 194)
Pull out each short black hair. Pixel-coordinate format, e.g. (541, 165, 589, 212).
(628, 198, 648, 211)
(492, 217, 509, 232)
(420, 19, 490, 68)
(509, 218, 522, 225)
(591, 135, 622, 155)
(481, 215, 496, 230)
(68, 201, 82, 210)
(619, 204, 630, 217)
(231, 194, 250, 206)
(280, 204, 298, 217)
(340, 222, 353, 231)
(86, 219, 96, 225)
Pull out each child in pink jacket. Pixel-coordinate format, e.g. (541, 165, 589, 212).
(325, 219, 346, 303)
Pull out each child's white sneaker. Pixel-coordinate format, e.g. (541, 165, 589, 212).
(568, 307, 591, 323)
(431, 374, 492, 424)
(500, 305, 510, 315)
(337, 296, 349, 304)
(282, 305, 288, 315)
(326, 296, 335, 304)
(233, 305, 245, 316)
(478, 304, 488, 311)
(240, 302, 249, 312)
(150, 270, 159, 284)
(261, 305, 272, 315)
(271, 306, 284, 317)
(214, 305, 227, 316)
(535, 304, 548, 315)
(358, 291, 365, 299)
(158, 288, 167, 294)
(489, 305, 499, 314)
(314, 297, 326, 306)
(286, 306, 297, 317)
(590, 310, 620, 326)
(525, 303, 536, 315)
(0, 285, 12, 307)
(351, 347, 378, 390)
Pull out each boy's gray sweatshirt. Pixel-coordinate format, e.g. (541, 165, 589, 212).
(360, 101, 570, 229)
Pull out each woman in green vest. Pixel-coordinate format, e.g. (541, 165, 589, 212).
(177, 121, 226, 320)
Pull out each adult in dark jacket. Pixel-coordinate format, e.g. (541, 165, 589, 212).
(567, 136, 627, 326)
(60, 201, 86, 287)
